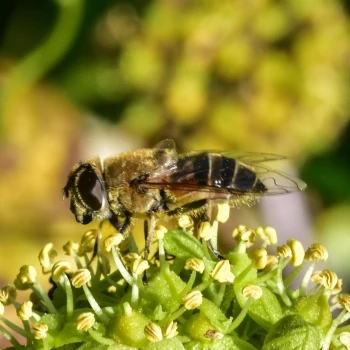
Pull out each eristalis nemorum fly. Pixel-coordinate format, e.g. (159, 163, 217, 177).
(63, 139, 306, 257)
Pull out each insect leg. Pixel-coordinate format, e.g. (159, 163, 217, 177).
(82, 222, 104, 268)
(206, 201, 213, 221)
(92, 222, 103, 257)
(119, 214, 131, 235)
(109, 213, 131, 235)
(109, 214, 123, 231)
(144, 214, 156, 260)
(144, 220, 149, 242)
(166, 199, 207, 217)
(207, 240, 224, 260)
(193, 201, 223, 259)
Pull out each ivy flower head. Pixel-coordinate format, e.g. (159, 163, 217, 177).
(2, 218, 350, 350)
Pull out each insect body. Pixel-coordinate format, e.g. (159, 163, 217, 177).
(63, 140, 306, 248)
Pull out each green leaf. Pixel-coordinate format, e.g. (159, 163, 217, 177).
(142, 269, 185, 314)
(220, 283, 236, 314)
(164, 230, 204, 260)
(38, 313, 89, 348)
(53, 343, 139, 350)
(262, 314, 321, 350)
(226, 252, 257, 282)
(199, 298, 232, 333)
(151, 304, 168, 320)
(142, 337, 185, 350)
(184, 313, 216, 342)
(108, 310, 150, 348)
(230, 336, 259, 350)
(53, 320, 90, 347)
(184, 335, 258, 349)
(294, 294, 333, 331)
(53, 344, 84, 350)
(68, 343, 138, 350)
(234, 285, 283, 330)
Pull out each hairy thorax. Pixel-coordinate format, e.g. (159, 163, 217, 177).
(103, 150, 163, 216)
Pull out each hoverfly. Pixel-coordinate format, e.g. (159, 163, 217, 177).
(63, 139, 306, 254)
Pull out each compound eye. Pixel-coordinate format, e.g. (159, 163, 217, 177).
(77, 167, 104, 211)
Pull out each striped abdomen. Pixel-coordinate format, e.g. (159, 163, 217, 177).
(172, 152, 267, 193)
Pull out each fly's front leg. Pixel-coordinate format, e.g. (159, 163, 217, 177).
(86, 222, 104, 266)
(108, 213, 132, 256)
(120, 214, 131, 235)
(207, 240, 224, 260)
(109, 212, 132, 235)
(206, 200, 218, 251)
(93, 221, 104, 256)
(144, 214, 156, 260)
(206, 200, 213, 222)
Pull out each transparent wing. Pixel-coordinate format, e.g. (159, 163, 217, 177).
(239, 161, 307, 194)
(221, 151, 287, 163)
(154, 139, 176, 150)
(152, 139, 179, 173)
(173, 150, 288, 163)
(141, 150, 306, 196)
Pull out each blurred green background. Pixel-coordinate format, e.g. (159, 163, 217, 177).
(1, 0, 350, 328)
